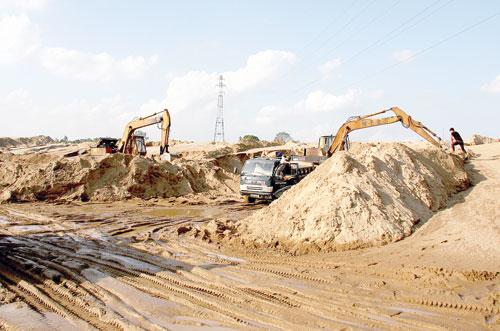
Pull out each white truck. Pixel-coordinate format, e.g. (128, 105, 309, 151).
(240, 158, 315, 203)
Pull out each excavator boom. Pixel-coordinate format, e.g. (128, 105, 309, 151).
(326, 107, 442, 156)
(117, 109, 171, 157)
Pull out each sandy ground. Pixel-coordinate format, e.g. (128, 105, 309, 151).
(0, 143, 498, 330)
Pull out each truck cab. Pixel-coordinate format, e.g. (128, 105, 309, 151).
(240, 158, 314, 203)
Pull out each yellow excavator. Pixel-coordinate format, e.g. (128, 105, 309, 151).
(304, 107, 443, 160)
(324, 106, 442, 156)
(91, 109, 171, 160)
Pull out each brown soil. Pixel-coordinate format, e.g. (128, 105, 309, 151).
(467, 134, 499, 145)
(0, 152, 243, 203)
(223, 143, 469, 253)
(0, 135, 55, 149)
(0, 142, 498, 330)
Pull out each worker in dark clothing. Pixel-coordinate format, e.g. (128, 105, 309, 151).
(449, 128, 466, 152)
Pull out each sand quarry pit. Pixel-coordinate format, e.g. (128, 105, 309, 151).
(0, 139, 499, 330)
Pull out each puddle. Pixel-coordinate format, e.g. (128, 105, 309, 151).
(206, 252, 246, 264)
(143, 207, 222, 219)
(100, 252, 161, 273)
(0, 216, 10, 225)
(8, 225, 52, 233)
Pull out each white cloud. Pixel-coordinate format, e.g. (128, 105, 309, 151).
(0, 14, 39, 63)
(392, 49, 415, 63)
(253, 89, 362, 140)
(0, 11, 158, 83)
(225, 50, 296, 92)
(256, 105, 287, 125)
(0, 0, 48, 11)
(158, 50, 296, 139)
(40, 47, 159, 82)
(366, 89, 384, 99)
(164, 50, 295, 114)
(319, 58, 341, 78)
(139, 99, 167, 114)
(165, 70, 217, 115)
(0, 90, 139, 138)
(297, 89, 360, 113)
(481, 75, 500, 93)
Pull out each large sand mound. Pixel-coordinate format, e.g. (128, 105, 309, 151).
(0, 135, 54, 149)
(466, 134, 498, 145)
(0, 152, 241, 203)
(237, 143, 470, 253)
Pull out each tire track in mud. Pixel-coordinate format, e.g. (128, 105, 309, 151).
(166, 248, 429, 330)
(2, 205, 496, 330)
(0, 251, 128, 330)
(20, 235, 496, 326)
(13, 236, 257, 328)
(0, 261, 96, 329)
(138, 238, 486, 329)
(244, 257, 499, 316)
(4, 235, 359, 330)
(223, 255, 498, 329)
(153, 243, 398, 329)
(404, 296, 500, 314)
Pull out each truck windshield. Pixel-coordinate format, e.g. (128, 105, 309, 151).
(241, 160, 275, 176)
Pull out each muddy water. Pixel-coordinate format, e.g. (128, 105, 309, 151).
(0, 203, 496, 330)
(142, 206, 224, 219)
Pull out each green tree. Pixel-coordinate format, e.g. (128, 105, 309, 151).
(240, 135, 260, 143)
(274, 131, 292, 144)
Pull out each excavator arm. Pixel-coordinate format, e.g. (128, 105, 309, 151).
(326, 107, 442, 156)
(117, 109, 171, 156)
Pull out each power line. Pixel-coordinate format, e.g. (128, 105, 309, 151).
(275, 0, 368, 83)
(305, 0, 377, 60)
(340, 9, 500, 90)
(290, 0, 453, 96)
(296, 0, 360, 57)
(317, 0, 403, 64)
(343, 0, 455, 66)
(273, 0, 389, 93)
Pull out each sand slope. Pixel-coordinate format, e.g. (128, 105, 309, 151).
(0, 152, 241, 202)
(374, 142, 500, 271)
(239, 143, 470, 252)
(0, 143, 498, 330)
(467, 134, 499, 145)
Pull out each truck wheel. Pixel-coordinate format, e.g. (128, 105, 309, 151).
(244, 196, 256, 203)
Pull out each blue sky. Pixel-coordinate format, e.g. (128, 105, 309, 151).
(1, 0, 499, 142)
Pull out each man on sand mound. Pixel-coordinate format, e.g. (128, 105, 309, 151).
(449, 128, 466, 153)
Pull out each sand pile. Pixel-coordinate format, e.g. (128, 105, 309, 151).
(0, 152, 241, 203)
(466, 134, 498, 145)
(0, 135, 54, 149)
(236, 143, 470, 253)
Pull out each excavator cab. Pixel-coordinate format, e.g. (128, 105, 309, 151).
(131, 134, 147, 156)
(318, 135, 334, 155)
(122, 132, 147, 156)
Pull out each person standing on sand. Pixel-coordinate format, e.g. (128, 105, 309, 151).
(449, 128, 466, 152)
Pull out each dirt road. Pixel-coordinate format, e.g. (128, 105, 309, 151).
(0, 144, 498, 330)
